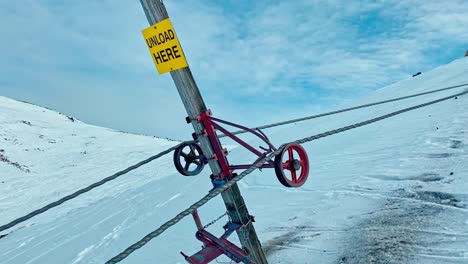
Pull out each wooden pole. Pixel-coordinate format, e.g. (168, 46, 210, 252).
(139, 1, 268, 263)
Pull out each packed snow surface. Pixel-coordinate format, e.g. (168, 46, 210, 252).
(1, 58, 468, 263)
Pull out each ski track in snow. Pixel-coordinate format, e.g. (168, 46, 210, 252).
(0, 58, 467, 263)
(156, 193, 182, 208)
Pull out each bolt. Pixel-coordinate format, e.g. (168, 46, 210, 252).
(292, 159, 301, 170)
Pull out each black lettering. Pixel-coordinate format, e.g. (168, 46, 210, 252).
(153, 52, 163, 64)
(160, 49, 168, 62)
(146, 36, 158, 48)
(172, 45, 181, 58)
(166, 47, 174, 60)
(168, 29, 175, 40)
(151, 36, 159, 46)
(164, 31, 171, 41)
(145, 39, 152, 48)
(158, 33, 165, 44)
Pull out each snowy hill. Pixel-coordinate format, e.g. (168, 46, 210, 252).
(1, 57, 468, 264)
(0, 101, 179, 234)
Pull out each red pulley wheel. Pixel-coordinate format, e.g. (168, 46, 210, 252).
(274, 143, 309, 187)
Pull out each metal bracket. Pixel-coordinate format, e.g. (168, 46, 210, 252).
(212, 178, 227, 188)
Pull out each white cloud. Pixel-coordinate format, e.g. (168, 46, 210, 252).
(167, 0, 467, 95)
(1, 0, 467, 139)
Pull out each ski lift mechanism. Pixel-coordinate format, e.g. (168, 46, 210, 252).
(174, 110, 310, 188)
(181, 209, 254, 264)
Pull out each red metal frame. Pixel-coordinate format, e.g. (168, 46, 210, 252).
(181, 210, 253, 264)
(183, 111, 311, 263)
(196, 110, 276, 179)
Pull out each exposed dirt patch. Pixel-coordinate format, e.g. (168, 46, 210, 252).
(426, 153, 453, 158)
(0, 149, 30, 173)
(365, 173, 443, 183)
(412, 191, 464, 208)
(338, 200, 439, 263)
(365, 174, 404, 181)
(449, 140, 463, 149)
(413, 173, 444, 182)
(337, 189, 466, 264)
(263, 226, 321, 257)
(263, 230, 302, 257)
(20, 120, 32, 126)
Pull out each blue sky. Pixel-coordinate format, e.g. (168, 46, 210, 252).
(1, 0, 467, 140)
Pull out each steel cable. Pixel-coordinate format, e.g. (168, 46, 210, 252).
(5, 83, 465, 235)
(105, 89, 468, 264)
(223, 83, 468, 137)
(0, 141, 195, 233)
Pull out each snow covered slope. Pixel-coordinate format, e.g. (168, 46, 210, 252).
(1, 57, 467, 264)
(0, 101, 179, 233)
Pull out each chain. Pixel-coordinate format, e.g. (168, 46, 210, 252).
(203, 211, 228, 229)
(105, 89, 467, 264)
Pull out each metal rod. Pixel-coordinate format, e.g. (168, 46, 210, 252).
(229, 164, 275, 170)
(212, 117, 275, 150)
(212, 122, 265, 158)
(192, 209, 204, 231)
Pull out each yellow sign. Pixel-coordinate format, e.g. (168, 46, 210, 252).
(142, 18, 188, 74)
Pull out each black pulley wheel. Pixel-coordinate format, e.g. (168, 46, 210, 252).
(173, 142, 205, 176)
